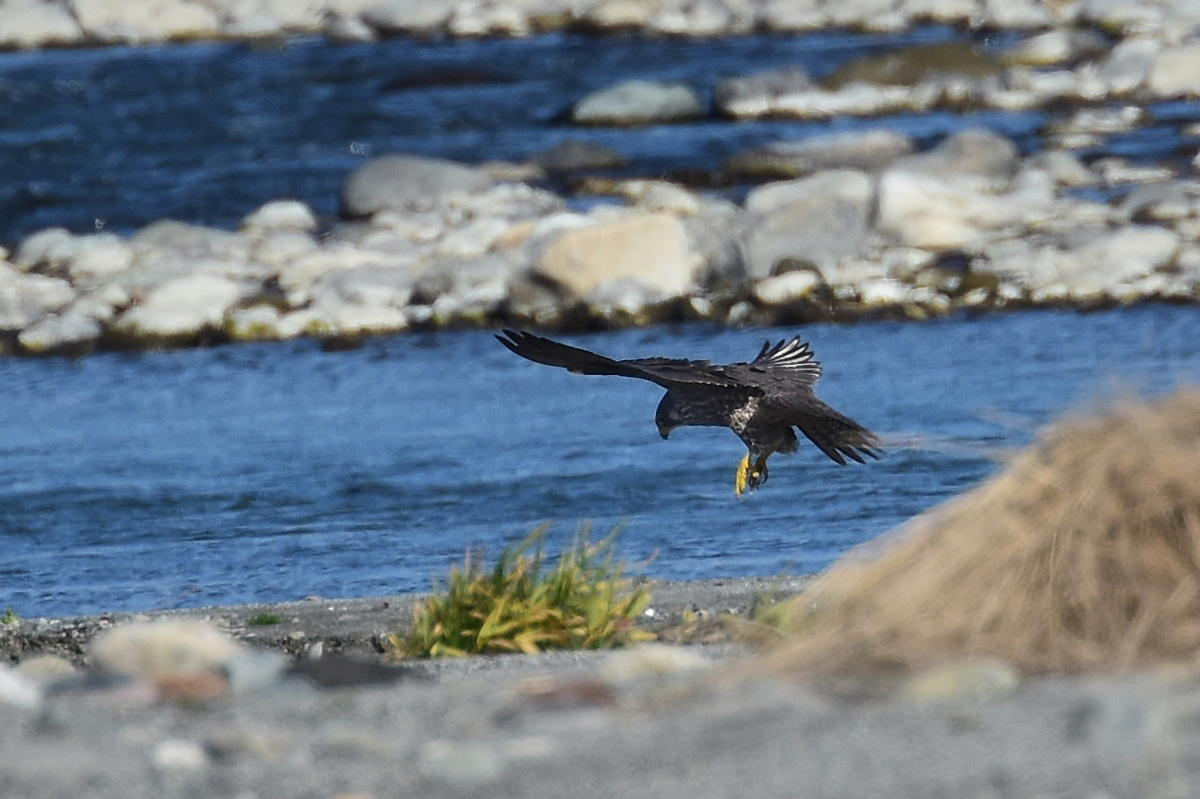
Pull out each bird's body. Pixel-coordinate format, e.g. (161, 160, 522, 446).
(496, 329, 879, 494)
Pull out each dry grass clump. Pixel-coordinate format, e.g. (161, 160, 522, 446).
(768, 388, 1200, 677)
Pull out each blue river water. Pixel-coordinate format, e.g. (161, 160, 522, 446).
(2, 305, 1199, 617)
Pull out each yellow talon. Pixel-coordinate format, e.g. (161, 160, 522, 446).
(735, 454, 751, 496)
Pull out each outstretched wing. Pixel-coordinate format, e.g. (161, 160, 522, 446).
(730, 336, 879, 465)
(495, 330, 753, 391)
(785, 398, 882, 465)
(723, 336, 823, 389)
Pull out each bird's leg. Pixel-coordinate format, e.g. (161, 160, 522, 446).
(735, 452, 771, 496)
(750, 453, 770, 488)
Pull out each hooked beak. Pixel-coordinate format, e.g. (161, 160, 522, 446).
(657, 425, 673, 440)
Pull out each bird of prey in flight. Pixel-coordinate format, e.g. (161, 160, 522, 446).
(496, 329, 880, 495)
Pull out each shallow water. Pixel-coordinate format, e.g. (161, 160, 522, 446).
(2, 305, 1198, 617)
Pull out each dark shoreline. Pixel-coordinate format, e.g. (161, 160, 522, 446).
(0, 575, 811, 667)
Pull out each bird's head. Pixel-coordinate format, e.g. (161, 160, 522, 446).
(654, 394, 682, 440)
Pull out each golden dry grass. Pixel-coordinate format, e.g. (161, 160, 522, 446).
(766, 388, 1200, 677)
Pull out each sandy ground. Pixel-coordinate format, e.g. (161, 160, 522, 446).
(3, 578, 1199, 798)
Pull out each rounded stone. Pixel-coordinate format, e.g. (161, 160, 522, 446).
(90, 619, 244, 678)
(572, 80, 705, 126)
(341, 155, 494, 218)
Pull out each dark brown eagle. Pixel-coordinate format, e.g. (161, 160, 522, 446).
(496, 329, 880, 495)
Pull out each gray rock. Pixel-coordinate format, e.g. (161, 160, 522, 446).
(242, 199, 318, 233)
(0, 263, 76, 330)
(13, 227, 78, 274)
(613, 179, 705, 215)
(1097, 37, 1160, 95)
(979, 0, 1059, 27)
(65, 234, 134, 282)
(1147, 43, 1200, 97)
(897, 0, 977, 24)
(896, 128, 1019, 185)
(17, 311, 103, 355)
(742, 170, 876, 279)
(0, 0, 82, 48)
(217, 0, 325, 35)
(324, 11, 376, 42)
(1120, 181, 1200, 223)
(0, 663, 42, 710)
(572, 79, 704, 126)
(760, 0, 827, 31)
(251, 230, 320, 269)
(416, 255, 512, 321)
(820, 41, 1002, 90)
(878, 168, 1053, 250)
(533, 212, 698, 300)
(681, 204, 749, 288)
(531, 139, 628, 173)
(71, 0, 222, 43)
(111, 274, 248, 343)
(222, 650, 289, 693)
(360, 0, 453, 35)
(1080, 0, 1165, 32)
(650, 0, 735, 35)
(447, 3, 530, 36)
(89, 619, 244, 679)
(876, 130, 1048, 250)
(752, 270, 823, 305)
(341, 155, 495, 218)
(724, 129, 914, 179)
(131, 219, 251, 262)
(826, 0, 904, 30)
(1053, 225, 1180, 299)
(579, 0, 662, 30)
(306, 263, 412, 334)
(14, 654, 77, 684)
(446, 182, 566, 222)
(152, 737, 209, 773)
(714, 67, 813, 118)
(435, 217, 511, 259)
(224, 304, 286, 341)
(1002, 29, 1111, 68)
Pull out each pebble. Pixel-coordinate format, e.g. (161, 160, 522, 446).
(152, 737, 210, 773)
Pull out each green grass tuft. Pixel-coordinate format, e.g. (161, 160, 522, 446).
(1, 607, 18, 626)
(390, 524, 652, 658)
(247, 612, 282, 627)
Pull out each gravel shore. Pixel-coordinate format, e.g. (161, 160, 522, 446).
(4, 577, 1200, 798)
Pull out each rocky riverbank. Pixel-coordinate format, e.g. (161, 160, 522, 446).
(6, 1, 1200, 355)
(4, 121, 1200, 356)
(0, 0, 1194, 47)
(3, 576, 1199, 798)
